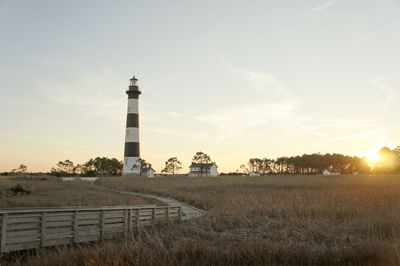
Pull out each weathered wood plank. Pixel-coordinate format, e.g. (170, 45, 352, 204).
(7, 229, 40, 239)
(7, 222, 41, 231)
(0, 205, 157, 214)
(41, 212, 47, 247)
(125, 209, 128, 235)
(46, 215, 74, 222)
(78, 213, 101, 220)
(104, 217, 124, 224)
(129, 209, 133, 232)
(45, 233, 74, 240)
(7, 236, 41, 244)
(1, 213, 7, 253)
(46, 221, 74, 228)
(104, 213, 125, 219)
(78, 224, 100, 232)
(100, 210, 105, 241)
(78, 234, 100, 243)
(78, 231, 100, 237)
(6, 240, 40, 252)
(78, 219, 100, 226)
(7, 217, 41, 224)
(45, 227, 74, 236)
(152, 208, 156, 224)
(74, 209, 78, 243)
(136, 209, 140, 227)
(42, 237, 73, 247)
(104, 223, 124, 230)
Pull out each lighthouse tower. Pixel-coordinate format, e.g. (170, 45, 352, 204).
(123, 76, 141, 176)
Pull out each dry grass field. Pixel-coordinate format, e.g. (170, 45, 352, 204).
(4, 175, 400, 265)
(0, 177, 157, 207)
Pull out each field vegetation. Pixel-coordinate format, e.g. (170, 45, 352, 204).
(4, 175, 400, 265)
(0, 177, 157, 207)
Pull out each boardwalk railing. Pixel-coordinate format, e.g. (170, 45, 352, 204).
(0, 205, 182, 253)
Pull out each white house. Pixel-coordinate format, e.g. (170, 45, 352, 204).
(142, 167, 156, 178)
(322, 169, 340, 176)
(189, 163, 219, 177)
(249, 171, 261, 176)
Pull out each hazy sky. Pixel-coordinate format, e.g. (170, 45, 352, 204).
(1, 0, 400, 173)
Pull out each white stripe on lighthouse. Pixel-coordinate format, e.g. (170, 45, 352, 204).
(125, 127, 139, 142)
(127, 99, 138, 114)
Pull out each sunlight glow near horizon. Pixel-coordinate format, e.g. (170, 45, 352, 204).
(1, 0, 400, 173)
(365, 151, 382, 166)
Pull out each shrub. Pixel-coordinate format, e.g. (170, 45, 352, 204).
(8, 184, 31, 196)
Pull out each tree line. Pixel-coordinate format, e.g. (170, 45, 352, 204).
(239, 146, 400, 175)
(50, 157, 123, 177)
(3, 147, 400, 177)
(373, 147, 400, 174)
(3, 152, 211, 177)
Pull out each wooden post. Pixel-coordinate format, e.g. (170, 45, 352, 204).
(73, 210, 79, 243)
(166, 207, 170, 221)
(124, 209, 128, 238)
(100, 210, 105, 241)
(178, 207, 182, 220)
(152, 208, 156, 224)
(136, 209, 140, 227)
(41, 212, 47, 247)
(1, 213, 8, 253)
(129, 209, 133, 233)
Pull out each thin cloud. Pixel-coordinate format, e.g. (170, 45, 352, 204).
(312, 0, 341, 12)
(168, 111, 184, 117)
(195, 69, 307, 141)
(315, 128, 388, 144)
(195, 68, 388, 145)
(370, 74, 399, 102)
(142, 70, 186, 92)
(41, 67, 126, 122)
(233, 67, 289, 96)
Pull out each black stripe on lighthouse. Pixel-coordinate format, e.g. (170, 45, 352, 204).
(126, 113, 139, 127)
(124, 142, 140, 157)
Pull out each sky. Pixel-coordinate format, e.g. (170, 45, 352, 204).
(1, 0, 400, 173)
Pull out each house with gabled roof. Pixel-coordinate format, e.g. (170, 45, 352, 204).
(188, 162, 219, 177)
(141, 167, 156, 178)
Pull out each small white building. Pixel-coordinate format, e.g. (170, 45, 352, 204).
(249, 171, 261, 176)
(189, 163, 219, 177)
(322, 169, 340, 176)
(142, 167, 156, 178)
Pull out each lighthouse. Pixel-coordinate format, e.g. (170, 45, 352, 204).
(123, 76, 141, 176)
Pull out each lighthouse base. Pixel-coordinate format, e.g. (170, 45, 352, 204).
(122, 157, 141, 176)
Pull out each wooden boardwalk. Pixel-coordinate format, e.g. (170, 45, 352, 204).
(109, 190, 207, 220)
(0, 190, 205, 254)
(0, 205, 181, 253)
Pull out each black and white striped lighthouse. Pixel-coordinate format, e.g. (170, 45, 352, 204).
(123, 76, 141, 176)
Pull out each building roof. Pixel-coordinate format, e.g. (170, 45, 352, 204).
(142, 167, 156, 174)
(189, 162, 217, 168)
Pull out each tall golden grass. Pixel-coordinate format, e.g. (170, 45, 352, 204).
(0, 177, 157, 207)
(5, 175, 400, 265)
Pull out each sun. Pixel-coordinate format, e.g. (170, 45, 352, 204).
(365, 150, 381, 166)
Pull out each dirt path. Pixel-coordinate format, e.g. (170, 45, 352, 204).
(109, 189, 206, 220)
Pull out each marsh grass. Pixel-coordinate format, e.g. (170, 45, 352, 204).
(0, 177, 157, 207)
(4, 175, 400, 265)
